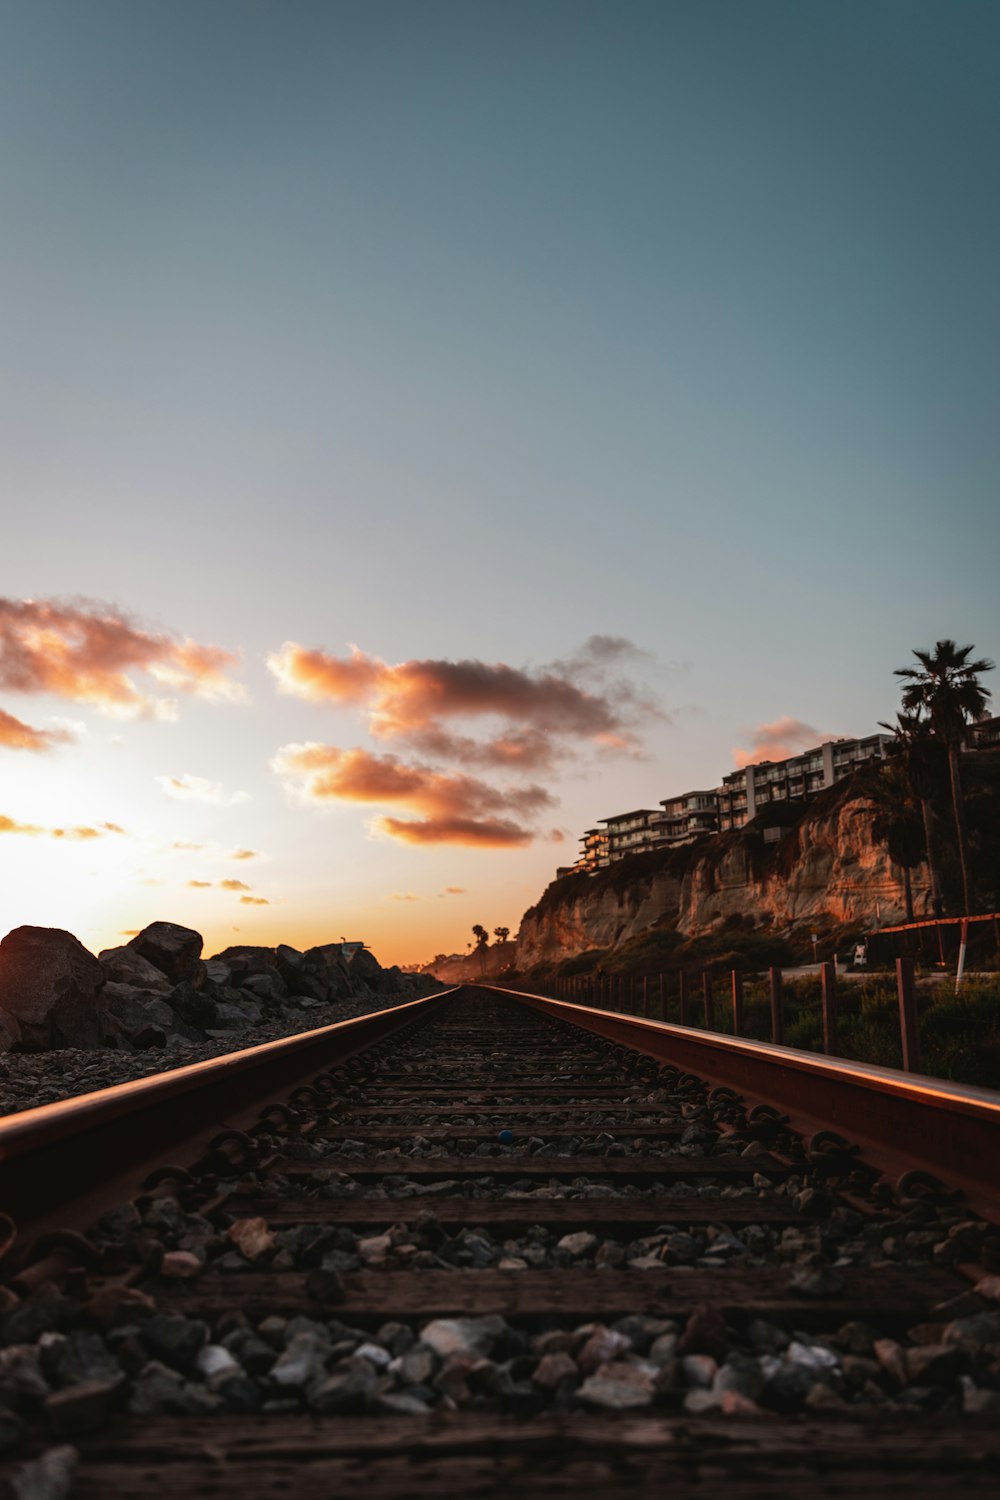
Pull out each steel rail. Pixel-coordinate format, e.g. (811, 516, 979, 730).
(487, 985, 1000, 1219)
(0, 989, 459, 1253)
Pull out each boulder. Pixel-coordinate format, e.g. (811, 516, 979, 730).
(299, 947, 354, 1002)
(98, 946, 173, 994)
(101, 984, 177, 1049)
(0, 1010, 21, 1053)
(211, 946, 278, 979)
(240, 971, 288, 1004)
(202, 959, 232, 988)
(349, 947, 382, 985)
(127, 923, 203, 984)
(0, 927, 106, 1049)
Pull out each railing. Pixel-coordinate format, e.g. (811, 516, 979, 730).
(499, 960, 931, 1075)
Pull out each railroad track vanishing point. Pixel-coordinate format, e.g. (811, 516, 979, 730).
(1, 983, 1000, 1497)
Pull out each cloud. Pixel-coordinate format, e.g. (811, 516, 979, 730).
(443, 886, 466, 895)
(392, 892, 418, 902)
(403, 725, 562, 772)
(0, 597, 245, 717)
(219, 878, 252, 892)
(121, 929, 140, 936)
(157, 774, 250, 806)
(267, 642, 651, 753)
(229, 847, 259, 861)
(239, 895, 269, 906)
(376, 814, 533, 847)
(0, 814, 127, 840)
(187, 879, 212, 888)
(272, 742, 553, 846)
(732, 717, 836, 768)
(170, 841, 206, 851)
(0, 707, 74, 752)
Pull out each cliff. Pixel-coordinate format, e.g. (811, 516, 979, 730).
(515, 778, 932, 971)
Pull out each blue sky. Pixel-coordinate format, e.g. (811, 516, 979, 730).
(1, 1, 997, 963)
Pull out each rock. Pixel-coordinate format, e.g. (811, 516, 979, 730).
(309, 1358, 378, 1413)
(349, 947, 382, 984)
(44, 1377, 123, 1438)
(212, 946, 279, 978)
(578, 1327, 631, 1375)
(420, 1317, 506, 1360)
(556, 1232, 597, 1258)
(128, 1361, 184, 1415)
(98, 946, 172, 993)
(676, 1303, 730, 1362)
(905, 1343, 963, 1385)
(127, 923, 203, 984)
(139, 1314, 207, 1371)
(160, 1251, 203, 1280)
(357, 1234, 392, 1264)
(101, 984, 177, 1048)
(0, 1344, 51, 1402)
(6, 1443, 79, 1500)
(240, 971, 288, 1004)
(960, 1376, 1000, 1414)
(973, 1274, 1000, 1304)
(943, 1312, 1000, 1350)
(533, 1352, 578, 1390)
(195, 1345, 240, 1381)
(0, 927, 106, 1049)
(227, 1218, 275, 1261)
(270, 1333, 330, 1390)
(40, 1331, 120, 1390)
(0, 1010, 22, 1052)
(202, 959, 232, 987)
(212, 1000, 262, 1029)
(681, 1354, 717, 1388)
(578, 1361, 655, 1409)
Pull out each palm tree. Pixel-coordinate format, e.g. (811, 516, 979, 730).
(879, 711, 948, 914)
(493, 926, 510, 944)
(895, 641, 994, 913)
(859, 757, 925, 922)
(471, 924, 489, 947)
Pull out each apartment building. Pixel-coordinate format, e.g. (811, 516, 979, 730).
(598, 809, 665, 862)
(565, 733, 892, 872)
(968, 715, 1000, 749)
(657, 790, 721, 844)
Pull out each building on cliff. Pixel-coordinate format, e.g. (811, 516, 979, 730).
(563, 732, 892, 874)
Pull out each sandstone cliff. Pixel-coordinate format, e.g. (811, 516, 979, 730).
(514, 781, 931, 971)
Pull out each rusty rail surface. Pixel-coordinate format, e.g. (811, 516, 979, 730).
(487, 984, 1000, 1220)
(0, 988, 460, 1251)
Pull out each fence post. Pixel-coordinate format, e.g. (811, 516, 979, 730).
(897, 957, 921, 1072)
(702, 971, 714, 1030)
(642, 975, 649, 1018)
(678, 970, 690, 1026)
(769, 967, 784, 1045)
(821, 961, 838, 1056)
(731, 970, 744, 1036)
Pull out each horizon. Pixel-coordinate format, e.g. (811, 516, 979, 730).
(2, 1, 998, 967)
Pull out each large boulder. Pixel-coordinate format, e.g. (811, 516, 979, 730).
(127, 923, 202, 984)
(0, 1010, 21, 1053)
(102, 984, 177, 1049)
(299, 945, 354, 1001)
(0, 927, 106, 1049)
(98, 946, 173, 994)
(349, 947, 383, 985)
(240, 971, 288, 1004)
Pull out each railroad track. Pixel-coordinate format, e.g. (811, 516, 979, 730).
(1, 984, 1000, 1497)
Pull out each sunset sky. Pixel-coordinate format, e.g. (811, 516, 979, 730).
(2, 1, 998, 966)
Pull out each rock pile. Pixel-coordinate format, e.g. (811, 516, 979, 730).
(0, 922, 441, 1057)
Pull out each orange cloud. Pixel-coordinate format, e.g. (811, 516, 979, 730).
(0, 814, 126, 840)
(443, 886, 466, 895)
(732, 717, 836, 768)
(272, 742, 553, 847)
(392, 892, 418, 902)
(376, 815, 533, 847)
(187, 879, 212, 888)
(0, 597, 244, 718)
(230, 848, 259, 860)
(0, 707, 73, 752)
(267, 643, 639, 750)
(219, 878, 252, 892)
(240, 895, 269, 906)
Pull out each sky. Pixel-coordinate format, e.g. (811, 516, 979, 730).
(1, 0, 998, 967)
